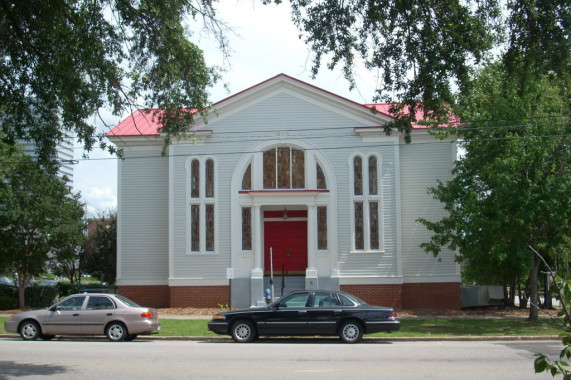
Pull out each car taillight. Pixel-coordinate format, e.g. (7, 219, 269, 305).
(141, 311, 153, 318)
(389, 312, 397, 319)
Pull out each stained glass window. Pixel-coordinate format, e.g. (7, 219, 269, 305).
(205, 159, 214, 198)
(277, 147, 290, 188)
(242, 207, 252, 250)
(191, 205, 200, 251)
(263, 149, 276, 189)
(242, 164, 252, 190)
(369, 156, 377, 195)
(191, 159, 199, 198)
(206, 204, 214, 251)
(354, 156, 362, 195)
(263, 147, 305, 189)
(354, 202, 364, 250)
(316, 163, 326, 189)
(188, 157, 216, 254)
(292, 149, 305, 188)
(317, 206, 327, 250)
(352, 154, 382, 251)
(369, 202, 379, 250)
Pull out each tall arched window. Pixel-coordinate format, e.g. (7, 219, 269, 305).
(187, 157, 217, 254)
(351, 154, 382, 252)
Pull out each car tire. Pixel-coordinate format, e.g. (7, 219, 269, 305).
(230, 320, 256, 343)
(19, 320, 41, 341)
(339, 320, 363, 343)
(125, 334, 138, 341)
(106, 322, 128, 342)
(40, 334, 55, 341)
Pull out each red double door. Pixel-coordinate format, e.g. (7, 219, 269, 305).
(263, 211, 307, 276)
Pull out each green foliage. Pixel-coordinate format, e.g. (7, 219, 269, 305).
(49, 201, 87, 284)
(23, 285, 59, 308)
(0, 284, 16, 299)
(81, 211, 117, 285)
(0, 297, 18, 310)
(418, 61, 571, 320)
(267, 0, 569, 142)
(535, 276, 571, 378)
(0, 0, 225, 165)
(0, 141, 86, 307)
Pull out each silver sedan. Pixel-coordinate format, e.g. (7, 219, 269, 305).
(4, 293, 161, 341)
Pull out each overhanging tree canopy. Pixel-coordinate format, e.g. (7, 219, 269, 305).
(267, 0, 570, 141)
(0, 0, 227, 167)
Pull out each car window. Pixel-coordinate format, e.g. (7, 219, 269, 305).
(86, 296, 115, 310)
(57, 296, 86, 311)
(343, 293, 368, 306)
(312, 292, 341, 307)
(338, 294, 357, 306)
(279, 293, 310, 308)
(114, 295, 141, 307)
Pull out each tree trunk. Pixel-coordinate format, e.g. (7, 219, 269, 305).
(528, 254, 540, 321)
(17, 285, 25, 308)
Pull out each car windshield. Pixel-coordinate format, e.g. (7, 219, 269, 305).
(114, 295, 141, 307)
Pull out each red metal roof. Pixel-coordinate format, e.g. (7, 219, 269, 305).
(107, 109, 161, 137)
(106, 75, 450, 137)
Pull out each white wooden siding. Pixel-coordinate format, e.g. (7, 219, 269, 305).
(400, 137, 459, 279)
(117, 146, 169, 281)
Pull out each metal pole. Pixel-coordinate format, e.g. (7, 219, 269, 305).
(270, 246, 274, 302)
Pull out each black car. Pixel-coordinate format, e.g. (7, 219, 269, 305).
(208, 290, 400, 343)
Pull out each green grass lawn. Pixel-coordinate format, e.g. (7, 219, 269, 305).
(0, 316, 562, 338)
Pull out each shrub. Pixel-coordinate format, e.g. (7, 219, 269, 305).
(25, 285, 59, 308)
(0, 296, 18, 310)
(0, 284, 17, 298)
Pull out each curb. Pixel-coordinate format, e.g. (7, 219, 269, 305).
(0, 333, 560, 342)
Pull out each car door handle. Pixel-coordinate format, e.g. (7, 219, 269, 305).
(334, 310, 342, 314)
(73, 314, 80, 317)
(106, 313, 113, 316)
(298, 310, 307, 315)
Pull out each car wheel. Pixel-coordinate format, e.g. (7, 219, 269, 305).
(19, 320, 41, 341)
(40, 335, 55, 341)
(339, 320, 363, 343)
(125, 334, 138, 341)
(106, 322, 127, 342)
(231, 320, 256, 343)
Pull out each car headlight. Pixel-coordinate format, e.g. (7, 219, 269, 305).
(213, 315, 226, 321)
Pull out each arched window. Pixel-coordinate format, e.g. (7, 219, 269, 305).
(316, 163, 327, 190)
(187, 157, 216, 254)
(368, 156, 377, 195)
(353, 156, 362, 195)
(351, 154, 382, 252)
(206, 159, 214, 198)
(241, 163, 252, 190)
(263, 147, 305, 189)
(191, 159, 199, 198)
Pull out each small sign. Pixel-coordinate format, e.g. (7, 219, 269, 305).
(226, 268, 234, 279)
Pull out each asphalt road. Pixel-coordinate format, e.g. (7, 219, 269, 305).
(0, 338, 563, 380)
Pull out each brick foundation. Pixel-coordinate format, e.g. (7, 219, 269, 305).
(341, 282, 460, 310)
(117, 285, 170, 308)
(402, 282, 460, 309)
(170, 285, 230, 308)
(341, 284, 403, 309)
(119, 282, 459, 310)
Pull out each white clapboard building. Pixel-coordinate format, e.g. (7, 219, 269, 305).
(106, 74, 460, 309)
